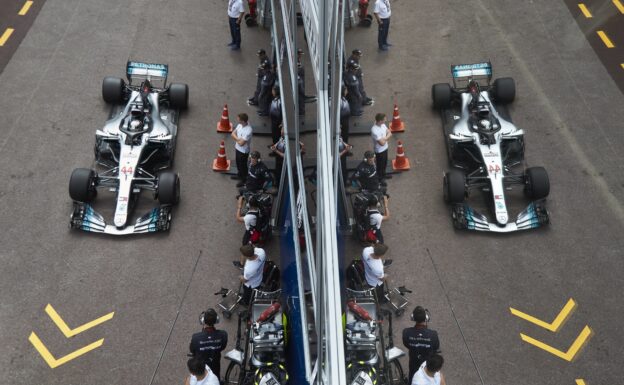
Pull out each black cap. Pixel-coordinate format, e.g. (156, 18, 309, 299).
(364, 150, 375, 159)
(250, 150, 261, 159)
(257, 48, 266, 56)
(352, 49, 362, 55)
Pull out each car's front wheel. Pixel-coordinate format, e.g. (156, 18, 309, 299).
(444, 170, 466, 204)
(69, 168, 97, 202)
(157, 172, 180, 205)
(525, 167, 549, 200)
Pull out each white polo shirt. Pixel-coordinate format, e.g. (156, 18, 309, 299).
(243, 248, 266, 288)
(243, 210, 258, 230)
(189, 365, 220, 385)
(374, 0, 391, 18)
(371, 123, 389, 153)
(362, 246, 384, 287)
(234, 123, 252, 153)
(228, 0, 245, 18)
(368, 210, 383, 230)
(411, 362, 441, 385)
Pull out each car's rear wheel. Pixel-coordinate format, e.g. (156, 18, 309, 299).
(169, 83, 189, 110)
(432, 83, 452, 109)
(69, 168, 97, 202)
(525, 167, 549, 200)
(102, 76, 125, 104)
(443, 170, 466, 204)
(493, 77, 515, 104)
(157, 172, 180, 205)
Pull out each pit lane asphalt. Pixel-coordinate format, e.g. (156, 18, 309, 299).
(0, 0, 47, 74)
(0, 1, 623, 385)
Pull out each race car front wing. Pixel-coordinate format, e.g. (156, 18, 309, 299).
(70, 203, 172, 235)
(450, 200, 549, 233)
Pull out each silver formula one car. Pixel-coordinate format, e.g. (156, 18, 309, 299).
(432, 62, 549, 233)
(69, 61, 189, 235)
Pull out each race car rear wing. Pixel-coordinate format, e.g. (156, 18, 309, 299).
(126, 61, 169, 87)
(451, 61, 492, 89)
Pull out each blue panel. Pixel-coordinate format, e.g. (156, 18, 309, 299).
(279, 178, 310, 385)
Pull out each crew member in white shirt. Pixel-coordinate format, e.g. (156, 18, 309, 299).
(238, 244, 267, 305)
(371, 113, 392, 185)
(362, 243, 391, 303)
(227, 0, 245, 50)
(411, 354, 447, 385)
(184, 357, 220, 385)
(374, 0, 392, 50)
(367, 194, 389, 244)
(231, 113, 253, 187)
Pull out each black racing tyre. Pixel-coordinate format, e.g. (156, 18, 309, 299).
(69, 168, 97, 202)
(432, 83, 452, 109)
(102, 76, 125, 104)
(443, 170, 466, 204)
(168, 83, 189, 110)
(157, 172, 180, 205)
(525, 167, 550, 200)
(493, 77, 515, 104)
(224, 361, 242, 385)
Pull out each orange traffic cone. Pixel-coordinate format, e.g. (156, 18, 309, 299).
(216, 104, 233, 133)
(392, 141, 410, 171)
(212, 141, 231, 171)
(389, 104, 405, 133)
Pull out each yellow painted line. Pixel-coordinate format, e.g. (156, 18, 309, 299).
(510, 298, 577, 332)
(576, 380, 586, 385)
(0, 28, 15, 46)
(18, 1, 34, 16)
(597, 31, 615, 48)
(29, 332, 104, 368)
(520, 325, 593, 361)
(613, 0, 624, 14)
(578, 3, 593, 18)
(45, 304, 115, 338)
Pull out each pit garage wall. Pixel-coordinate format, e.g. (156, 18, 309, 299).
(278, 177, 309, 385)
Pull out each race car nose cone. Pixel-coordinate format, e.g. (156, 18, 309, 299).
(496, 213, 508, 225)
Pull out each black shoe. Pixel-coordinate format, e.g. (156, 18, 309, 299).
(257, 111, 269, 116)
(230, 175, 240, 180)
(247, 100, 258, 106)
(236, 181, 245, 187)
(383, 259, 393, 267)
(231, 46, 240, 51)
(233, 261, 243, 269)
(379, 46, 388, 51)
(351, 112, 363, 117)
(362, 99, 373, 106)
(227, 42, 235, 47)
(385, 43, 393, 47)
